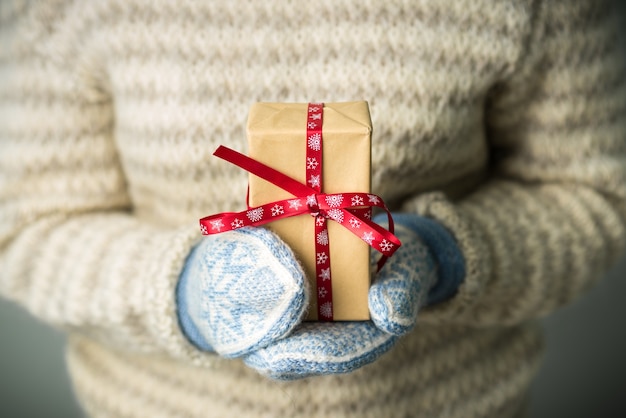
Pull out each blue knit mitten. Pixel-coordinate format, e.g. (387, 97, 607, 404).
(244, 213, 465, 380)
(176, 227, 309, 358)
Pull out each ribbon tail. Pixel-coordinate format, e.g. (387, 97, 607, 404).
(214, 146, 314, 198)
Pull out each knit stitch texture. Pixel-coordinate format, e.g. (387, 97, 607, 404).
(177, 227, 308, 357)
(1, 0, 626, 416)
(368, 218, 447, 336)
(244, 322, 398, 381)
(178, 216, 445, 378)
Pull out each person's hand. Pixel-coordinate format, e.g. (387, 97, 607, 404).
(243, 214, 464, 380)
(176, 227, 309, 358)
(177, 215, 463, 380)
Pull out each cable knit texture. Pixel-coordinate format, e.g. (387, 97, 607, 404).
(1, 0, 625, 417)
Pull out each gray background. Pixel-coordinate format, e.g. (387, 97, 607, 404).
(2, 2, 626, 417)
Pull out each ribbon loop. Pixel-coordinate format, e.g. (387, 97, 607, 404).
(200, 148, 401, 258)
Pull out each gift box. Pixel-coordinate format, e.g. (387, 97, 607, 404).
(247, 102, 373, 321)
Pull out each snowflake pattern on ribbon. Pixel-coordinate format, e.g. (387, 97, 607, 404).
(308, 174, 321, 188)
(325, 194, 343, 208)
(231, 219, 244, 229)
(349, 218, 361, 229)
(308, 133, 321, 151)
(379, 239, 394, 253)
(247, 207, 264, 222)
(288, 199, 302, 210)
(271, 204, 284, 217)
(319, 302, 333, 319)
(367, 194, 380, 204)
(362, 231, 375, 245)
(318, 268, 331, 281)
(326, 209, 344, 223)
(351, 195, 364, 206)
(307, 157, 319, 170)
(210, 219, 224, 231)
(317, 230, 329, 246)
(317, 252, 328, 264)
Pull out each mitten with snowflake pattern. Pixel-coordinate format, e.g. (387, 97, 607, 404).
(176, 227, 308, 358)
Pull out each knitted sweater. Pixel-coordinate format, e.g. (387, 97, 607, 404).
(1, 0, 625, 417)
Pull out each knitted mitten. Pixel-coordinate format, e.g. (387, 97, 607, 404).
(176, 227, 308, 358)
(369, 213, 466, 334)
(244, 321, 397, 380)
(244, 214, 465, 380)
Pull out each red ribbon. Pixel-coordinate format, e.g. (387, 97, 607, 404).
(199, 103, 401, 320)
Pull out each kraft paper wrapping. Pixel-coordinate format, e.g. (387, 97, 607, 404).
(247, 102, 372, 321)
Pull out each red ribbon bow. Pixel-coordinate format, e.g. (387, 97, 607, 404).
(199, 103, 400, 320)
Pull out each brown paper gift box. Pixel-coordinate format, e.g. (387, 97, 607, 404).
(247, 102, 372, 321)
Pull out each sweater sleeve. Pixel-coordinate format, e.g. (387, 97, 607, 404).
(405, 0, 626, 326)
(0, 2, 207, 363)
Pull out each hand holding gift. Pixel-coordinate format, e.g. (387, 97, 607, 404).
(176, 102, 464, 378)
(177, 213, 464, 379)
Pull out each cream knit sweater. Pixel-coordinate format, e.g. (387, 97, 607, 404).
(2, 0, 626, 417)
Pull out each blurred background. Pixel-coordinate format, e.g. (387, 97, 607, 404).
(2, 1, 626, 417)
